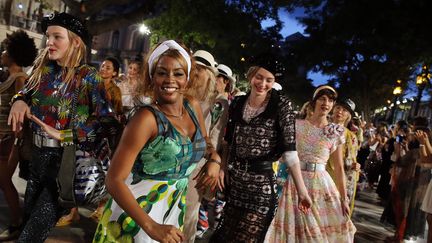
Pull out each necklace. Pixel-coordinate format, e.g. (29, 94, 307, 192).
(156, 103, 184, 119)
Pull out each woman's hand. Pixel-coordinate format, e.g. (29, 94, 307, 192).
(8, 100, 30, 132)
(28, 114, 61, 140)
(341, 199, 350, 216)
(218, 167, 226, 190)
(297, 190, 312, 213)
(194, 153, 222, 193)
(351, 162, 361, 172)
(146, 223, 184, 243)
(415, 130, 428, 145)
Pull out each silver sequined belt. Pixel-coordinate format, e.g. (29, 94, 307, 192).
(300, 162, 326, 172)
(33, 133, 61, 148)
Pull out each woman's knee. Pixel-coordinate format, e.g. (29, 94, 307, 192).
(426, 213, 432, 223)
(0, 163, 13, 187)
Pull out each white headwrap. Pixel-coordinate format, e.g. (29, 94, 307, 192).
(148, 40, 191, 80)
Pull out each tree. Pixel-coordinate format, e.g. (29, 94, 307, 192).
(146, 0, 282, 75)
(280, 0, 432, 119)
(59, 0, 283, 75)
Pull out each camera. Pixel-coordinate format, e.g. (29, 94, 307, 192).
(396, 135, 405, 143)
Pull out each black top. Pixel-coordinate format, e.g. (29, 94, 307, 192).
(225, 90, 296, 163)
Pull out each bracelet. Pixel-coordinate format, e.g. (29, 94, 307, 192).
(60, 129, 74, 146)
(9, 93, 26, 106)
(340, 196, 349, 202)
(420, 144, 425, 147)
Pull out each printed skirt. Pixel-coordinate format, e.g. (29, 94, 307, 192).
(265, 170, 356, 243)
(93, 176, 188, 243)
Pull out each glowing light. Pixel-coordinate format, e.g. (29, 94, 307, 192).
(139, 24, 151, 35)
(393, 86, 402, 95)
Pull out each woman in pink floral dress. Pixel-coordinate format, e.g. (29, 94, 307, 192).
(266, 85, 356, 242)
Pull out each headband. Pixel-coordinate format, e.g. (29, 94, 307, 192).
(148, 40, 191, 80)
(312, 85, 337, 100)
(195, 56, 212, 67)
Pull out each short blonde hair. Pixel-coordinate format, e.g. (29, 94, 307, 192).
(186, 66, 216, 102)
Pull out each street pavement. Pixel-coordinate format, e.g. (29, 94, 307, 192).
(0, 169, 428, 242)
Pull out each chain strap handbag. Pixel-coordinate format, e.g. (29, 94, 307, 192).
(57, 74, 110, 208)
(57, 76, 81, 208)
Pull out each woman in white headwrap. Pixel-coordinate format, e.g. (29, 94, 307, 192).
(93, 40, 221, 243)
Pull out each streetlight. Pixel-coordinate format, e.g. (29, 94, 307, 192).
(414, 64, 431, 116)
(135, 23, 151, 61)
(389, 81, 403, 124)
(139, 24, 151, 35)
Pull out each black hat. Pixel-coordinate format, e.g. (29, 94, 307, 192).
(250, 53, 282, 78)
(337, 98, 356, 116)
(41, 12, 89, 45)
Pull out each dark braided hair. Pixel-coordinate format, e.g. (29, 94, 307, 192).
(2, 30, 37, 67)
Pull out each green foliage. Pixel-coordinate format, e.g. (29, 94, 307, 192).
(147, 0, 281, 75)
(280, 0, 432, 117)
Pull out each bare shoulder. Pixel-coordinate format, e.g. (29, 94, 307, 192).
(126, 107, 158, 137)
(185, 96, 201, 112)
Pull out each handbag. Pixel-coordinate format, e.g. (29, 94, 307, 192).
(57, 75, 110, 208)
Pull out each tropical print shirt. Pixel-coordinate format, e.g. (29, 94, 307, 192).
(27, 61, 117, 151)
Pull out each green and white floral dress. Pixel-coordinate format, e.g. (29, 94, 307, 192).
(93, 101, 206, 243)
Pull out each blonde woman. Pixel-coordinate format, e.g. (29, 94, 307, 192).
(8, 13, 117, 242)
(327, 98, 361, 216)
(183, 50, 220, 242)
(118, 60, 142, 112)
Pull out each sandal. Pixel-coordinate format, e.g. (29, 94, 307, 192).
(56, 209, 80, 227)
(89, 208, 103, 222)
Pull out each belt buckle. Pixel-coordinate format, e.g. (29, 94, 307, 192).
(308, 163, 317, 172)
(33, 133, 42, 148)
(234, 160, 249, 175)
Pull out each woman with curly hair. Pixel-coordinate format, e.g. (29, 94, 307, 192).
(0, 30, 37, 241)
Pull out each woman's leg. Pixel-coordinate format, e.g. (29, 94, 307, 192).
(427, 214, 432, 243)
(17, 147, 63, 243)
(0, 137, 21, 226)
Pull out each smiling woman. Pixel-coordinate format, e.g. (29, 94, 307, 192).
(93, 40, 222, 243)
(210, 59, 312, 242)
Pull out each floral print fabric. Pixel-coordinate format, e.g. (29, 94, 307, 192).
(265, 119, 356, 243)
(27, 61, 114, 151)
(93, 101, 206, 243)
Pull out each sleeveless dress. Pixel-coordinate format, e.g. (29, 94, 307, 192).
(0, 72, 27, 160)
(265, 119, 356, 243)
(327, 129, 359, 216)
(93, 101, 206, 243)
